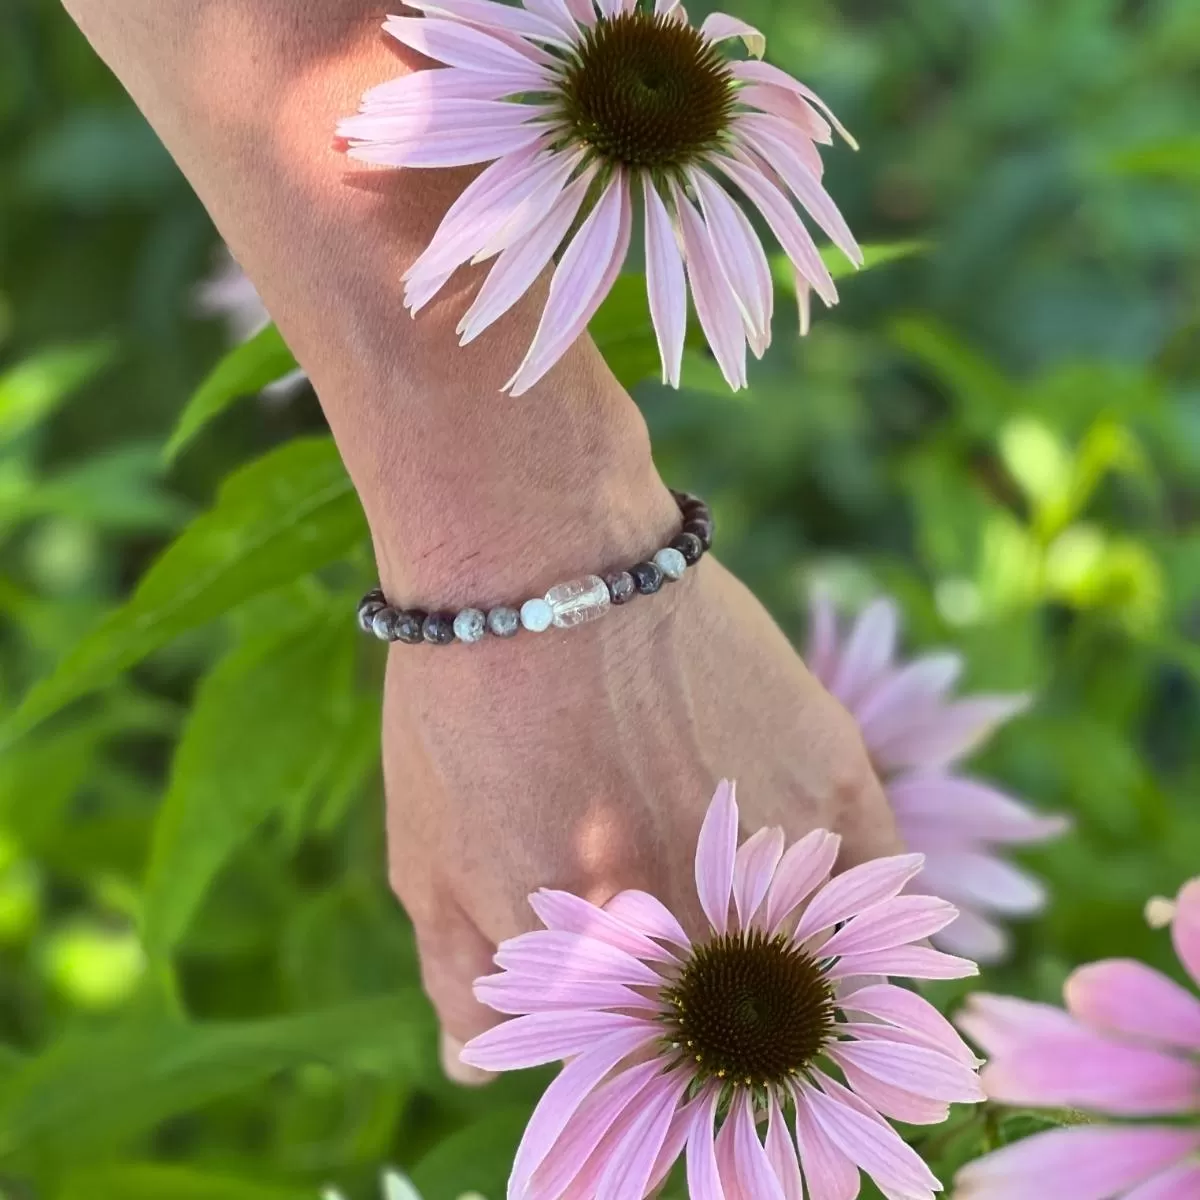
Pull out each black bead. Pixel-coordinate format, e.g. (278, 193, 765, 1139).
(606, 571, 636, 605)
(683, 519, 713, 551)
(371, 607, 400, 641)
(670, 531, 704, 565)
(422, 611, 457, 645)
(630, 561, 664, 595)
(395, 609, 427, 645)
(358, 600, 385, 634)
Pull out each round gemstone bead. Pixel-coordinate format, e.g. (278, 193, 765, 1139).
(683, 519, 713, 551)
(395, 609, 426, 644)
(546, 575, 611, 629)
(453, 608, 486, 644)
(630, 561, 664, 595)
(520, 597, 554, 632)
(371, 607, 399, 641)
(422, 612, 457, 645)
(606, 571, 636, 605)
(358, 601, 385, 634)
(654, 547, 687, 581)
(670, 531, 704, 565)
(487, 606, 521, 638)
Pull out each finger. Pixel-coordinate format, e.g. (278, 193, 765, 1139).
(411, 899, 500, 1087)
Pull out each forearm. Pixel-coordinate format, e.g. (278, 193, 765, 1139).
(63, 0, 677, 602)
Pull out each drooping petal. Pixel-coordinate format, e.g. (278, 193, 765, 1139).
(689, 167, 774, 356)
(731, 1091, 786, 1200)
(474, 972, 662, 1014)
(714, 153, 837, 304)
(530, 887, 679, 964)
(470, 149, 587, 261)
(458, 170, 594, 343)
(805, 590, 839, 681)
(765, 1092, 804, 1200)
(819, 894, 959, 958)
(1171, 878, 1200, 989)
(955, 993, 1079, 1057)
(460, 1010, 647, 1071)
(928, 906, 1009, 963)
(980, 1026, 1200, 1117)
(828, 1039, 983, 1104)
(700, 12, 765, 57)
(1123, 1161, 1200, 1200)
(888, 772, 1068, 847)
(827, 944, 979, 981)
(685, 1090, 725, 1200)
(506, 173, 632, 395)
(347, 115, 549, 168)
(832, 1056, 950, 1126)
(732, 825, 786, 928)
(646, 1093, 703, 1196)
(792, 1086, 860, 1200)
(508, 1025, 662, 1198)
(730, 59, 859, 148)
(917, 851, 1045, 916)
(593, 1072, 690, 1200)
(737, 83, 833, 144)
(1064, 958, 1200, 1052)
(695, 779, 739, 935)
(529, 1059, 665, 1200)
(357, 67, 535, 110)
(734, 115, 863, 267)
(826, 598, 899, 709)
(954, 1127, 1200, 1200)
(404, 0, 574, 45)
(804, 1083, 940, 1200)
(852, 654, 962, 749)
(794, 853, 925, 942)
(603, 889, 692, 949)
(493, 929, 665, 986)
(674, 185, 748, 390)
(875, 694, 1031, 772)
(642, 177, 687, 388)
(765, 829, 841, 933)
(839, 982, 980, 1067)
(382, 16, 552, 78)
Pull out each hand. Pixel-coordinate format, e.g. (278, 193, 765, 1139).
(381, 553, 901, 1084)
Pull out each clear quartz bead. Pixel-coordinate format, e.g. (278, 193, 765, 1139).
(546, 574, 612, 629)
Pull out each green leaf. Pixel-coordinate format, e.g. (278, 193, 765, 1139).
(1109, 137, 1200, 182)
(0, 341, 116, 442)
(410, 1106, 532, 1199)
(0, 994, 434, 1167)
(164, 324, 300, 463)
(143, 607, 357, 954)
(771, 240, 931, 291)
(56, 1164, 311, 1200)
(10, 436, 366, 737)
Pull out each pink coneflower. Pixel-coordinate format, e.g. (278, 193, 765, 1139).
(955, 878, 1200, 1199)
(807, 594, 1067, 963)
(462, 780, 982, 1200)
(338, 1, 862, 395)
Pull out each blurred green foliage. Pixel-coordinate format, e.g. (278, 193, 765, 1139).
(0, 0, 1198, 1196)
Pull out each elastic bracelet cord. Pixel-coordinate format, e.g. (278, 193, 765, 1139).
(356, 489, 713, 646)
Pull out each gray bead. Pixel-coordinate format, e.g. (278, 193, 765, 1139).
(654, 547, 687, 581)
(395, 610, 426, 645)
(358, 601, 384, 634)
(606, 571, 636, 605)
(423, 612, 457, 645)
(453, 608, 487, 644)
(487, 606, 521, 638)
(371, 607, 399, 641)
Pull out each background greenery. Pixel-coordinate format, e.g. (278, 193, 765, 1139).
(1, 0, 1197, 1196)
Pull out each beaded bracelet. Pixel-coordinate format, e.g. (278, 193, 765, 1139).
(356, 489, 713, 646)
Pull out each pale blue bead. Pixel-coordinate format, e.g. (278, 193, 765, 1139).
(520, 597, 553, 632)
(654, 547, 687, 581)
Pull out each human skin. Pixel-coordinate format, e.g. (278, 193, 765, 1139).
(61, 0, 902, 1080)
